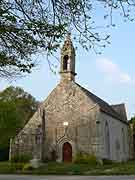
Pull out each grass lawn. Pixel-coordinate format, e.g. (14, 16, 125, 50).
(1, 161, 135, 175)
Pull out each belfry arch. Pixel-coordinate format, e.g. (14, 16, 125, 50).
(63, 55, 69, 70)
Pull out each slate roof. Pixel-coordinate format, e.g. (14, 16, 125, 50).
(76, 83, 127, 124)
(111, 104, 127, 122)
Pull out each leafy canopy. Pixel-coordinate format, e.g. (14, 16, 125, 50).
(0, 100, 22, 146)
(0, 86, 39, 147)
(0, 0, 135, 78)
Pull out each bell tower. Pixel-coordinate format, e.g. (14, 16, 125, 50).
(60, 33, 77, 82)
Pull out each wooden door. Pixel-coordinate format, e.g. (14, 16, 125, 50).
(62, 142, 72, 162)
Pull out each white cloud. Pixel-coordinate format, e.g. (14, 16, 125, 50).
(97, 58, 118, 74)
(96, 58, 134, 85)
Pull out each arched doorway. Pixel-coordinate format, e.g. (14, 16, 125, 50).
(62, 142, 72, 162)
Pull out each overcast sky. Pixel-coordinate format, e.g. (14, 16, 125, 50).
(1, 6, 135, 120)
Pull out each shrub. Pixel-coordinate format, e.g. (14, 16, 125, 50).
(12, 163, 25, 171)
(11, 154, 32, 163)
(102, 158, 114, 165)
(23, 163, 34, 171)
(0, 162, 16, 173)
(74, 153, 97, 166)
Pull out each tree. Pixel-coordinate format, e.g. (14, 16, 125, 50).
(1, 0, 135, 78)
(0, 86, 39, 147)
(129, 116, 135, 133)
(0, 101, 21, 146)
(130, 116, 135, 123)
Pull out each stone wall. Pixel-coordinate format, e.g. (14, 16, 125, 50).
(100, 112, 129, 162)
(40, 81, 100, 161)
(10, 80, 129, 162)
(10, 81, 100, 161)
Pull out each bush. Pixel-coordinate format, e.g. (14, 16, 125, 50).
(11, 162, 25, 171)
(102, 158, 114, 165)
(11, 154, 32, 163)
(0, 147, 9, 161)
(74, 153, 97, 166)
(0, 162, 16, 173)
(23, 163, 34, 171)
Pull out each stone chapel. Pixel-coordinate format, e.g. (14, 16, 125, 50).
(10, 34, 129, 162)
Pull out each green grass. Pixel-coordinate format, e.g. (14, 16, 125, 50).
(1, 161, 135, 175)
(0, 162, 25, 174)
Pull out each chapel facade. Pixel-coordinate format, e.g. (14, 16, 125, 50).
(10, 34, 129, 162)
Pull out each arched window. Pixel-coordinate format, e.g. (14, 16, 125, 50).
(122, 128, 126, 153)
(105, 121, 110, 158)
(35, 125, 42, 145)
(63, 55, 69, 70)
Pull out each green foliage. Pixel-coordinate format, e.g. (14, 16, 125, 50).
(0, 162, 25, 173)
(0, 146, 9, 161)
(10, 154, 32, 163)
(0, 86, 39, 124)
(1, 161, 135, 175)
(0, 86, 39, 147)
(23, 163, 34, 171)
(129, 116, 135, 133)
(102, 159, 114, 165)
(0, 0, 135, 78)
(74, 153, 97, 166)
(12, 163, 25, 171)
(130, 116, 135, 124)
(33, 162, 91, 175)
(0, 100, 22, 146)
(0, 162, 16, 174)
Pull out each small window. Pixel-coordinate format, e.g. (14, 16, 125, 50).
(63, 55, 69, 70)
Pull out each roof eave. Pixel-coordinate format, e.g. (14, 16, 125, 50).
(100, 108, 128, 125)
